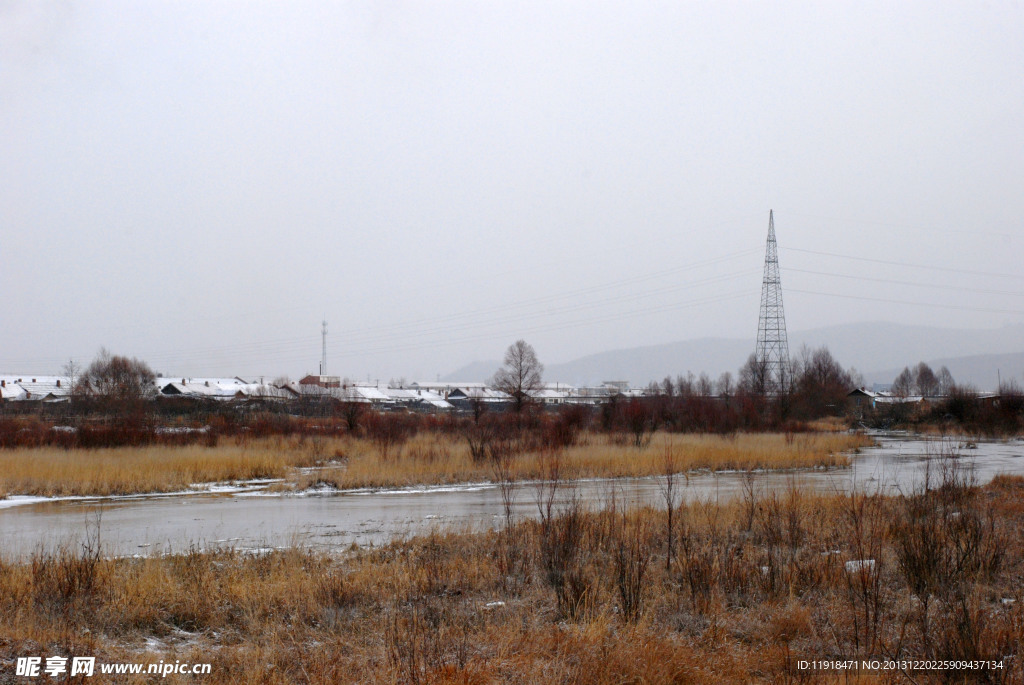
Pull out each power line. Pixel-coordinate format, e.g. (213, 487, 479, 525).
(326, 290, 754, 361)
(786, 267, 1024, 298)
(139, 277, 757, 370)
(788, 288, 1024, 315)
(781, 246, 1024, 280)
(325, 248, 760, 344)
(4, 250, 761, 372)
(116, 268, 759, 369)
(335, 268, 759, 349)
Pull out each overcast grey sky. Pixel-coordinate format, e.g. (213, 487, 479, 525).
(2, 1, 1023, 381)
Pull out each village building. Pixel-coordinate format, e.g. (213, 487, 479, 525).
(298, 374, 342, 388)
(0, 376, 71, 402)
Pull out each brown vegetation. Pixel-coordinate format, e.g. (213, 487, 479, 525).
(870, 381, 1024, 437)
(1, 456, 1020, 683)
(0, 430, 867, 498)
(0, 439, 325, 497)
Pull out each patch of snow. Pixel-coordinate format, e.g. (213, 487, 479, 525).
(0, 480, 279, 510)
(242, 547, 279, 556)
(352, 482, 495, 496)
(845, 559, 876, 573)
(300, 482, 340, 496)
(0, 495, 52, 509)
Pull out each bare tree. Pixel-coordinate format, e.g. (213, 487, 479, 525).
(492, 339, 543, 412)
(77, 348, 157, 406)
(892, 366, 914, 398)
(676, 372, 695, 398)
(658, 444, 682, 571)
(936, 366, 955, 396)
(790, 345, 852, 418)
(61, 358, 81, 401)
(716, 371, 734, 399)
(622, 398, 655, 449)
(915, 362, 939, 397)
(696, 372, 713, 397)
(739, 353, 768, 395)
(338, 398, 365, 432)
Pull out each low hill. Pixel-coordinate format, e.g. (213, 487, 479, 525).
(443, 322, 1024, 388)
(865, 352, 1024, 393)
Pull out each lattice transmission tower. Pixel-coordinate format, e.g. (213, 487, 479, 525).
(321, 320, 328, 376)
(755, 210, 791, 394)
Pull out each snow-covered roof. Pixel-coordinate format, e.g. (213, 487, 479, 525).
(347, 386, 391, 402)
(449, 387, 511, 401)
(422, 399, 454, 410)
(0, 376, 71, 401)
(157, 378, 247, 400)
(531, 388, 571, 399)
(295, 384, 332, 397)
(377, 387, 453, 409)
(158, 377, 247, 387)
(381, 388, 418, 401)
(19, 381, 71, 401)
(237, 384, 297, 400)
(874, 395, 924, 404)
(292, 384, 391, 402)
(416, 389, 448, 403)
(157, 381, 186, 394)
(0, 383, 28, 401)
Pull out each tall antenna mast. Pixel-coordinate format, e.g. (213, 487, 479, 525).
(755, 210, 791, 394)
(321, 320, 328, 377)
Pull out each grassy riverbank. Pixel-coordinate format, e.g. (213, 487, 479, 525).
(0, 463, 1018, 683)
(0, 431, 869, 498)
(294, 430, 868, 490)
(0, 442, 320, 497)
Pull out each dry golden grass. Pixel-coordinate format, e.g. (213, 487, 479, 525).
(805, 416, 852, 432)
(2, 471, 1021, 684)
(299, 430, 871, 490)
(0, 437, 325, 497)
(0, 430, 870, 498)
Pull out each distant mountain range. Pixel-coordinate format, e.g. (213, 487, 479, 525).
(865, 352, 1024, 392)
(443, 322, 1024, 391)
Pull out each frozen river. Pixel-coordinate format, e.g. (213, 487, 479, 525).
(2, 432, 1023, 558)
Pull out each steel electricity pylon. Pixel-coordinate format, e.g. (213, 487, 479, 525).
(754, 210, 791, 395)
(321, 320, 328, 376)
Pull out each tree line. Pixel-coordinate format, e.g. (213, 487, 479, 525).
(3, 342, 1021, 449)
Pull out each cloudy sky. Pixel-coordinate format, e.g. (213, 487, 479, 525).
(2, 1, 1022, 381)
